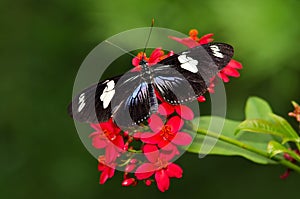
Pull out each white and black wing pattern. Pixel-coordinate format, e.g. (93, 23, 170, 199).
(68, 70, 156, 127)
(152, 42, 234, 104)
(67, 75, 122, 123)
(111, 76, 156, 127)
(68, 42, 234, 126)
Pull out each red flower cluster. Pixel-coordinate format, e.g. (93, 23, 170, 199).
(88, 28, 243, 192)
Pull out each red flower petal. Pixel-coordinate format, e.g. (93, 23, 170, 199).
(135, 163, 156, 180)
(160, 146, 180, 161)
(167, 116, 184, 132)
(98, 163, 106, 171)
(155, 169, 170, 192)
(132, 57, 140, 67)
(125, 164, 136, 173)
(114, 135, 124, 150)
(158, 139, 172, 149)
(166, 163, 183, 178)
(218, 72, 230, 83)
(175, 105, 194, 120)
(198, 33, 214, 45)
(122, 178, 136, 186)
(149, 114, 164, 134)
(158, 102, 175, 116)
(100, 119, 121, 134)
(99, 168, 110, 184)
(105, 143, 118, 163)
(168, 36, 199, 48)
(197, 96, 206, 102)
(222, 66, 240, 77)
(108, 166, 115, 178)
(140, 132, 161, 144)
(100, 121, 114, 133)
(171, 132, 193, 146)
(143, 144, 159, 163)
(148, 48, 164, 65)
(228, 59, 242, 69)
(159, 142, 175, 151)
(92, 136, 107, 149)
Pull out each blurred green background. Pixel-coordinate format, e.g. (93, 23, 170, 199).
(1, 0, 300, 198)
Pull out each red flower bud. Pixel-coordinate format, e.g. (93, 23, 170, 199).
(122, 178, 136, 186)
(125, 164, 136, 173)
(145, 179, 152, 186)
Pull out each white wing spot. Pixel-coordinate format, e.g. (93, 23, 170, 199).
(100, 80, 115, 109)
(78, 93, 86, 112)
(210, 45, 224, 58)
(178, 54, 198, 73)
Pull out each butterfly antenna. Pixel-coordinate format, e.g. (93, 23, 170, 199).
(104, 40, 136, 58)
(141, 18, 155, 60)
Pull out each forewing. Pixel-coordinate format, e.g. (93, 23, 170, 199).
(68, 69, 154, 127)
(151, 65, 200, 104)
(153, 42, 234, 104)
(67, 75, 122, 123)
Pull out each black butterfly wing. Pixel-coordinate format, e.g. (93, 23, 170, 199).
(67, 75, 122, 123)
(68, 69, 154, 127)
(150, 65, 200, 104)
(152, 42, 234, 104)
(111, 74, 154, 127)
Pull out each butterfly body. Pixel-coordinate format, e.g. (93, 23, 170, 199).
(68, 43, 234, 128)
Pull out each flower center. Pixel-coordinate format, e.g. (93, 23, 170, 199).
(154, 157, 169, 169)
(103, 130, 117, 141)
(160, 125, 175, 141)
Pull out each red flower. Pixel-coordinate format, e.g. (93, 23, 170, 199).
(169, 29, 214, 48)
(158, 102, 194, 120)
(132, 48, 173, 67)
(170, 29, 243, 83)
(141, 115, 192, 150)
(155, 91, 194, 120)
(98, 156, 116, 184)
(135, 145, 183, 192)
(90, 119, 124, 163)
(217, 59, 242, 83)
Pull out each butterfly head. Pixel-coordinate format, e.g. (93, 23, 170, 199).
(139, 59, 148, 67)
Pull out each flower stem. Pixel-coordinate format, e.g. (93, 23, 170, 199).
(196, 128, 300, 174)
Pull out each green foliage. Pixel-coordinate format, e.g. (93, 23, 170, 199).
(187, 116, 275, 164)
(187, 97, 300, 173)
(245, 97, 273, 120)
(268, 141, 300, 162)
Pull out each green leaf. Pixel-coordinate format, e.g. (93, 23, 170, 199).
(267, 141, 300, 162)
(235, 119, 286, 138)
(245, 97, 273, 120)
(235, 114, 300, 144)
(269, 114, 300, 144)
(244, 96, 276, 143)
(186, 116, 276, 164)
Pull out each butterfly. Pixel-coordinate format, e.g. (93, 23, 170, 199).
(68, 42, 234, 128)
